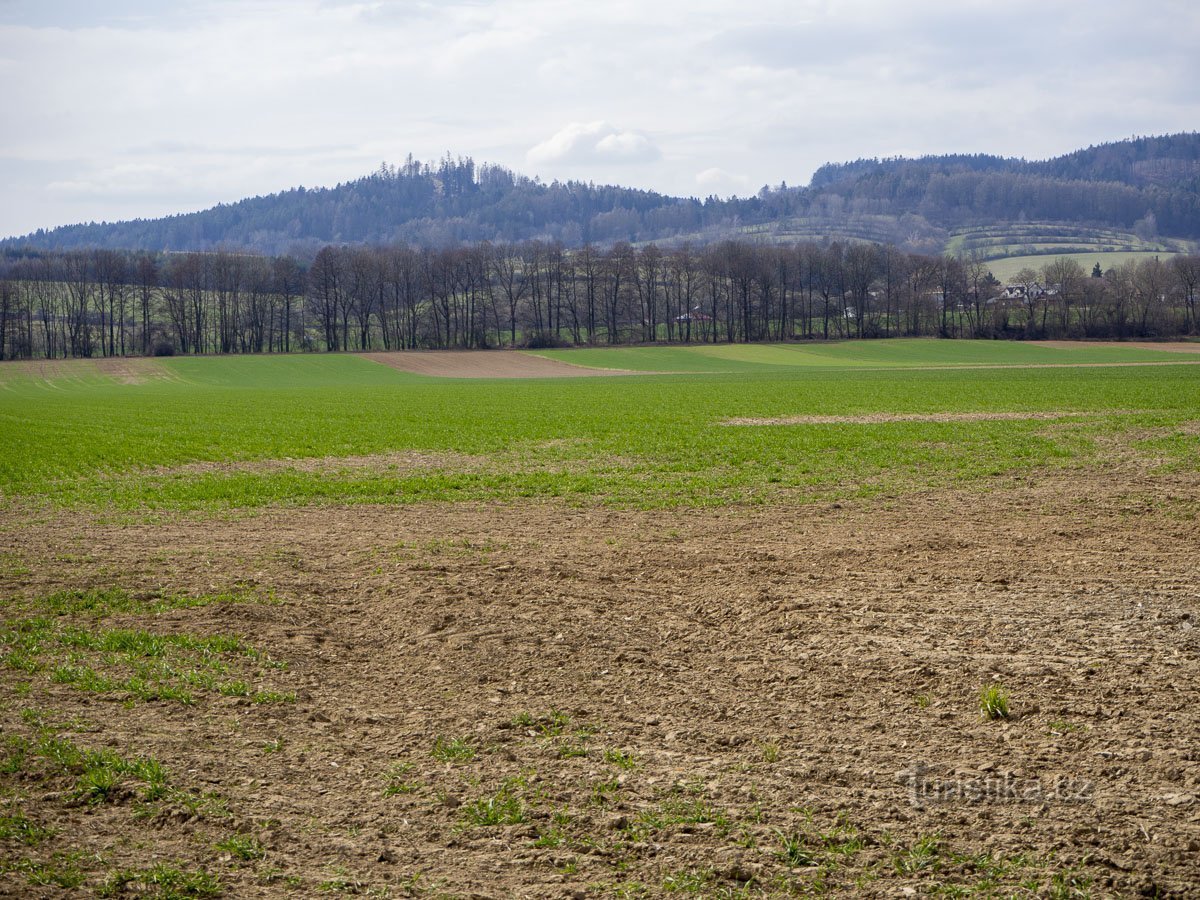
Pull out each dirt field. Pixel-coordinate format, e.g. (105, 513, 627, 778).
(3, 348, 1197, 389)
(90, 358, 176, 384)
(1032, 341, 1200, 354)
(723, 411, 1140, 426)
(362, 351, 633, 378)
(361, 348, 1200, 380)
(0, 357, 173, 387)
(1, 469, 1197, 897)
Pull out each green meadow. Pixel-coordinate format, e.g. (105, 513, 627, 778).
(984, 251, 1180, 282)
(1, 341, 1197, 512)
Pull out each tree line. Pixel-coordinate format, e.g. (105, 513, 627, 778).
(1, 241, 1198, 361)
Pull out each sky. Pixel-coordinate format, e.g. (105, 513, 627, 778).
(1, 0, 1198, 238)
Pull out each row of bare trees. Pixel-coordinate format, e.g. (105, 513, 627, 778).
(1, 242, 1198, 360)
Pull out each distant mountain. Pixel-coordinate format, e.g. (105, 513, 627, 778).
(7, 134, 1200, 254)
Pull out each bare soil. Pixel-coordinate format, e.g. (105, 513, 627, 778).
(362, 351, 634, 379)
(145, 450, 493, 479)
(362, 349, 1200, 380)
(1031, 341, 1200, 354)
(901, 362, 1200, 372)
(723, 411, 1140, 426)
(0, 357, 173, 387)
(1, 473, 1198, 897)
(90, 358, 174, 384)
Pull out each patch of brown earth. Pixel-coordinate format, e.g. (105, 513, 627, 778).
(724, 411, 1144, 426)
(90, 357, 173, 384)
(362, 350, 635, 378)
(917, 361, 1200, 371)
(16, 358, 76, 384)
(144, 449, 492, 478)
(0, 356, 172, 386)
(1, 473, 1198, 897)
(1032, 340, 1200, 354)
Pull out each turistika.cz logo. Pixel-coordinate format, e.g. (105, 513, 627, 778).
(898, 762, 1093, 808)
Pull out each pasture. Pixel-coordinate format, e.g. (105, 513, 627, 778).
(984, 251, 1180, 282)
(1, 341, 1198, 897)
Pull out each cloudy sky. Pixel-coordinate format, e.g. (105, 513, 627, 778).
(1, 0, 1198, 238)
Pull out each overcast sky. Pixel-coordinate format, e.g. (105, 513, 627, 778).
(1, 0, 1198, 238)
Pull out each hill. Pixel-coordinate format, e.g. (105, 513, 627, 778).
(6, 134, 1200, 255)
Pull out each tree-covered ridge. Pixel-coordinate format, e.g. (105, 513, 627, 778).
(6, 155, 727, 255)
(7, 134, 1200, 253)
(805, 133, 1200, 237)
(811, 133, 1200, 189)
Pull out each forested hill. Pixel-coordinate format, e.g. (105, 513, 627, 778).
(806, 133, 1200, 239)
(811, 133, 1200, 189)
(6, 157, 727, 256)
(8, 134, 1200, 254)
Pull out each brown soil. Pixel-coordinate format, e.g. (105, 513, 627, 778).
(901, 361, 1200, 372)
(144, 449, 492, 479)
(1, 472, 1198, 897)
(90, 358, 173, 384)
(0, 357, 172, 386)
(362, 351, 634, 379)
(723, 411, 1143, 426)
(0, 358, 75, 386)
(1031, 340, 1200, 354)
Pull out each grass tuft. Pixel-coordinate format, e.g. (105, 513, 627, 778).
(215, 833, 265, 861)
(382, 762, 420, 797)
(430, 736, 475, 763)
(1, 614, 290, 707)
(1, 855, 87, 889)
(894, 833, 942, 875)
(460, 778, 526, 827)
(99, 863, 222, 898)
(979, 683, 1011, 720)
(0, 810, 55, 845)
(604, 748, 637, 770)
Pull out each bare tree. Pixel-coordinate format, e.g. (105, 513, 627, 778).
(1042, 258, 1086, 338)
(308, 246, 346, 351)
(271, 256, 304, 353)
(134, 254, 159, 355)
(1171, 255, 1200, 334)
(843, 243, 878, 338)
(489, 243, 530, 346)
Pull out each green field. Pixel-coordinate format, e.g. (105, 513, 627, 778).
(1, 341, 1197, 512)
(946, 220, 1188, 256)
(985, 250, 1180, 282)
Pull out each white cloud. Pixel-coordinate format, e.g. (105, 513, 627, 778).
(47, 163, 185, 197)
(695, 167, 750, 196)
(527, 122, 661, 167)
(1, 0, 1199, 236)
